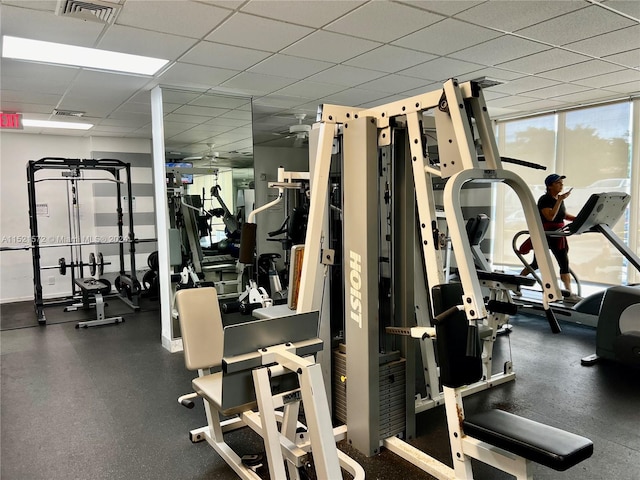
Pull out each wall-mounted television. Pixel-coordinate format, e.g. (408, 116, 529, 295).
(166, 162, 193, 185)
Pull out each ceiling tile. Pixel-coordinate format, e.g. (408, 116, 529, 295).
(604, 49, 640, 68)
(116, 1, 230, 39)
(399, 1, 483, 17)
(539, 60, 624, 82)
(344, 45, 437, 73)
(601, 0, 640, 17)
(178, 41, 271, 70)
(392, 18, 501, 55)
(252, 94, 310, 109)
(400, 57, 484, 82)
(56, 99, 127, 118)
(307, 65, 387, 87)
(574, 68, 640, 88)
(357, 74, 433, 94)
(318, 88, 391, 107)
(455, 1, 585, 32)
(0, 90, 59, 108)
(486, 94, 540, 108)
(1, 1, 57, 11)
(400, 82, 451, 98)
(325, 1, 443, 42)
(550, 88, 623, 104)
(497, 49, 591, 75)
(248, 54, 334, 79)
(97, 25, 197, 61)
(598, 80, 640, 94)
(161, 89, 202, 105)
(489, 76, 560, 96)
(275, 81, 347, 98)
(487, 106, 519, 117)
(220, 72, 297, 95)
(281, 30, 381, 63)
(0, 4, 103, 44)
(219, 109, 252, 121)
(206, 12, 313, 52)
(1, 60, 79, 94)
(202, 1, 248, 9)
(450, 35, 549, 65)
(524, 83, 592, 99)
(507, 98, 570, 112)
(158, 63, 239, 90)
(65, 70, 150, 100)
(515, 5, 636, 46)
(173, 105, 230, 118)
(564, 25, 640, 58)
(203, 117, 251, 130)
(189, 94, 250, 110)
(458, 67, 526, 83)
(240, 0, 365, 28)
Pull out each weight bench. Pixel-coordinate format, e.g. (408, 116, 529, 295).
(463, 409, 593, 472)
(432, 287, 593, 479)
(72, 278, 123, 329)
(175, 287, 364, 480)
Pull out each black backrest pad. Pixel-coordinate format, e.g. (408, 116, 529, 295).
(432, 283, 483, 388)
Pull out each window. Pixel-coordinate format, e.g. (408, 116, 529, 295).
(493, 100, 636, 287)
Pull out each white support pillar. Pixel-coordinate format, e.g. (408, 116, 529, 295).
(150, 86, 181, 352)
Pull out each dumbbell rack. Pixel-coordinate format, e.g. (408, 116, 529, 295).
(26, 158, 141, 325)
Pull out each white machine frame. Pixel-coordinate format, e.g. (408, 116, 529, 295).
(176, 288, 364, 480)
(296, 79, 573, 478)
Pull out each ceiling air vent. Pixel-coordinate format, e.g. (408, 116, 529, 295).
(53, 109, 86, 118)
(55, 0, 121, 24)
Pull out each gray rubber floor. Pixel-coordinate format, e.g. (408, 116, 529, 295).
(1, 300, 638, 480)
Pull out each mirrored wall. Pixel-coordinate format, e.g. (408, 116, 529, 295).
(151, 86, 254, 349)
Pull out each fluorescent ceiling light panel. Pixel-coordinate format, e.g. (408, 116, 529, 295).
(2, 36, 169, 75)
(22, 119, 93, 130)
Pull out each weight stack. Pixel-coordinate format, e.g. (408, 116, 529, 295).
(333, 344, 406, 439)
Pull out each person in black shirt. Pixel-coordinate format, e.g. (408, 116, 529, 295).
(520, 173, 580, 302)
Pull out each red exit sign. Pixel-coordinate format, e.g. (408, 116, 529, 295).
(0, 112, 23, 129)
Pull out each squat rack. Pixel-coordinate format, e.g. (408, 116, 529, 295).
(25, 157, 141, 324)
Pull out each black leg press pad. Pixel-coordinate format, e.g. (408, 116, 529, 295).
(463, 409, 593, 471)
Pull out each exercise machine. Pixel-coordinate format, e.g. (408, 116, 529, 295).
(581, 284, 640, 367)
(514, 192, 640, 328)
(175, 287, 365, 479)
(0, 158, 151, 324)
(293, 79, 592, 478)
(229, 167, 310, 314)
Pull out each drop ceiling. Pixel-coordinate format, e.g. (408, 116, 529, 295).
(1, 0, 638, 167)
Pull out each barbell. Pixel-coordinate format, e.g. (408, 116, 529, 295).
(44, 253, 110, 276)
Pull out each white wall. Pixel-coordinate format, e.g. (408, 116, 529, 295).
(253, 146, 309, 270)
(0, 132, 152, 303)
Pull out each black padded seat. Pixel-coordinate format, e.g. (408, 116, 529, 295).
(477, 270, 536, 287)
(463, 409, 593, 471)
(74, 278, 111, 294)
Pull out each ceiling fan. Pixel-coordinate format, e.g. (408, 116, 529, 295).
(183, 143, 220, 162)
(276, 113, 311, 147)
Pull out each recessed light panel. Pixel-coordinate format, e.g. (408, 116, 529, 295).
(2, 35, 169, 75)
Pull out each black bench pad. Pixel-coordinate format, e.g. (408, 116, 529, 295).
(477, 270, 536, 287)
(75, 278, 109, 293)
(463, 409, 593, 471)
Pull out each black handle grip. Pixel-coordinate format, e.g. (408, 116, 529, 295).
(433, 306, 463, 326)
(180, 399, 195, 409)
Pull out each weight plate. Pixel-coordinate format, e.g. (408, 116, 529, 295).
(58, 258, 66, 276)
(97, 252, 104, 276)
(89, 253, 96, 276)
